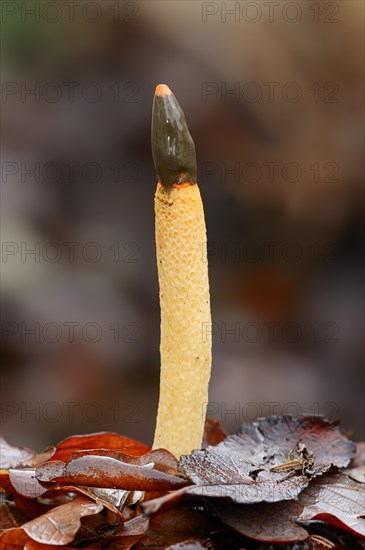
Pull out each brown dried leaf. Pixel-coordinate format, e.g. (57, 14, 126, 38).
(0, 528, 31, 549)
(213, 499, 309, 543)
(70, 507, 121, 547)
(35, 449, 188, 491)
(20, 495, 103, 545)
(8, 470, 48, 499)
(5, 470, 132, 518)
(141, 486, 188, 517)
(5, 469, 129, 517)
(0, 471, 51, 519)
(203, 419, 228, 447)
(297, 472, 365, 539)
(177, 416, 355, 505)
(3, 470, 125, 520)
(0, 502, 30, 532)
(13, 497, 53, 521)
(0, 470, 14, 495)
(132, 510, 226, 550)
(0, 528, 75, 550)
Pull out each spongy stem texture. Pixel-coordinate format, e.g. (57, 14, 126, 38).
(152, 182, 212, 458)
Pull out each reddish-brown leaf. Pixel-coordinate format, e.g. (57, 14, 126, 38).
(8, 470, 48, 499)
(0, 470, 13, 495)
(13, 496, 53, 520)
(0, 472, 51, 519)
(35, 449, 188, 491)
(0, 527, 75, 550)
(142, 486, 188, 517)
(25, 542, 74, 550)
(0, 502, 29, 532)
(0, 527, 31, 549)
(5, 467, 141, 519)
(3, 468, 127, 518)
(203, 419, 228, 447)
(21, 495, 103, 545)
(51, 432, 150, 462)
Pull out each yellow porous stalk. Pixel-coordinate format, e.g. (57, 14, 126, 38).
(153, 182, 212, 458)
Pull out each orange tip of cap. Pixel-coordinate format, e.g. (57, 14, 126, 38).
(155, 84, 173, 97)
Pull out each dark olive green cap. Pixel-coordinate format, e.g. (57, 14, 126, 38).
(151, 84, 197, 187)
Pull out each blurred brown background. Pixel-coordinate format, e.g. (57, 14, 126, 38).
(1, 0, 364, 450)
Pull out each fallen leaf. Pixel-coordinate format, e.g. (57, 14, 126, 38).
(132, 509, 227, 550)
(62, 447, 180, 476)
(0, 527, 75, 550)
(21, 495, 103, 545)
(13, 496, 53, 520)
(0, 528, 31, 549)
(176, 416, 355, 505)
(213, 499, 309, 543)
(0, 472, 51, 519)
(5, 468, 131, 517)
(203, 419, 228, 447)
(9, 469, 48, 499)
(0, 470, 14, 495)
(0, 502, 29, 532)
(297, 472, 365, 539)
(35, 449, 188, 491)
(71, 507, 121, 547)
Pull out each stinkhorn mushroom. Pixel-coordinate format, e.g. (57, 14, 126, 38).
(151, 84, 212, 458)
